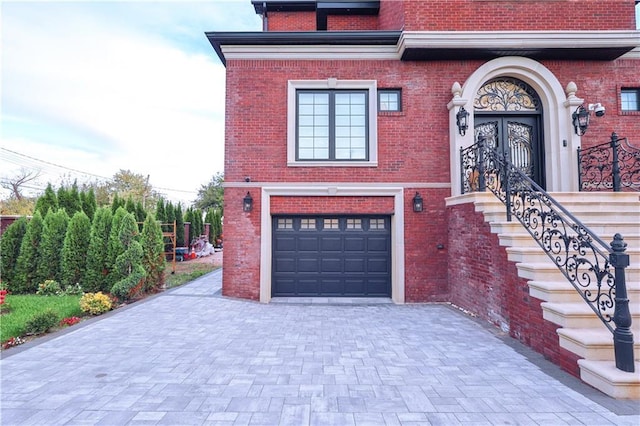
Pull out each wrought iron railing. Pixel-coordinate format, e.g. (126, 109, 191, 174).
(578, 132, 640, 192)
(461, 136, 635, 372)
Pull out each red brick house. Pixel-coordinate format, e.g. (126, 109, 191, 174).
(207, 1, 640, 397)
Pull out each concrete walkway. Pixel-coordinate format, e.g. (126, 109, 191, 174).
(1, 270, 638, 425)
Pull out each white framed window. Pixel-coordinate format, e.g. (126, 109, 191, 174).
(621, 88, 640, 112)
(378, 89, 401, 112)
(288, 79, 378, 167)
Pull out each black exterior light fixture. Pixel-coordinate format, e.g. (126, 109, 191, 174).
(242, 192, 253, 212)
(412, 192, 424, 212)
(572, 104, 590, 136)
(456, 106, 469, 136)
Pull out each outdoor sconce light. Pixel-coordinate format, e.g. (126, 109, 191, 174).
(572, 104, 590, 136)
(242, 192, 253, 212)
(412, 192, 424, 212)
(456, 106, 469, 136)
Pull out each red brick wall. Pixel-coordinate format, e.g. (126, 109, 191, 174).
(401, 0, 636, 31)
(271, 196, 394, 214)
(222, 187, 261, 301)
(327, 15, 378, 31)
(405, 188, 451, 302)
(378, 0, 405, 30)
(268, 12, 316, 31)
(447, 201, 581, 376)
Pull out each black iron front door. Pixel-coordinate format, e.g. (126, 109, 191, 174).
(474, 116, 544, 189)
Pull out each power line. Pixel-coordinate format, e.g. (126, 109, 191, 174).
(0, 147, 198, 194)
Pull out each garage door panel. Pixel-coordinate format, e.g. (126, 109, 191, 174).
(320, 279, 342, 295)
(275, 258, 296, 273)
(344, 279, 365, 295)
(367, 237, 388, 251)
(273, 216, 391, 297)
(321, 258, 342, 273)
(298, 279, 319, 295)
(366, 279, 390, 296)
(298, 237, 319, 251)
(368, 258, 389, 273)
(344, 258, 365, 273)
(344, 237, 365, 252)
(320, 237, 342, 251)
(275, 236, 296, 251)
(298, 258, 319, 273)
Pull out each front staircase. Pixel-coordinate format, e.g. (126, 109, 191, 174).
(472, 191, 640, 399)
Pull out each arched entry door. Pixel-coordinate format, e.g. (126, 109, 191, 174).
(473, 78, 545, 189)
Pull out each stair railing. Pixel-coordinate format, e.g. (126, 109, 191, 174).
(578, 132, 640, 192)
(461, 135, 635, 372)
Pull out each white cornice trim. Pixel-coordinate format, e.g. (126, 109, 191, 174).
(220, 31, 639, 62)
(399, 30, 640, 51)
(620, 47, 640, 59)
(221, 45, 400, 61)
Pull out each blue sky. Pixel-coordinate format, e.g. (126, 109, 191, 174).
(1, 0, 261, 206)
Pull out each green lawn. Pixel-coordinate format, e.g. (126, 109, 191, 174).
(1, 294, 83, 342)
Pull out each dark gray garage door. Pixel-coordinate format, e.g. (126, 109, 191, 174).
(272, 216, 391, 297)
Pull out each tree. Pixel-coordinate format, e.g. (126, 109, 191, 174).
(155, 198, 166, 225)
(194, 172, 224, 211)
(111, 213, 146, 301)
(211, 209, 223, 246)
(61, 211, 91, 287)
(193, 208, 204, 239)
(34, 183, 58, 216)
(0, 217, 28, 288)
(36, 209, 69, 285)
(135, 200, 146, 223)
(125, 196, 136, 215)
(106, 207, 128, 288)
(14, 211, 44, 293)
(111, 193, 125, 214)
(57, 184, 81, 216)
(82, 187, 97, 221)
(83, 207, 113, 293)
(0, 196, 36, 215)
(205, 209, 215, 243)
(0, 168, 41, 201)
(110, 169, 158, 208)
(140, 213, 165, 293)
(175, 203, 185, 247)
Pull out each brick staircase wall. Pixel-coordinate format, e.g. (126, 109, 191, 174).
(446, 197, 582, 377)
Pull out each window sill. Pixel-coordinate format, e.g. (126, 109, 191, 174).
(287, 161, 378, 167)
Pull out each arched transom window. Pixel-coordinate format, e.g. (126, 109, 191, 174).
(474, 78, 541, 112)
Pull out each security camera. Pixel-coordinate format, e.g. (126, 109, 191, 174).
(589, 103, 605, 117)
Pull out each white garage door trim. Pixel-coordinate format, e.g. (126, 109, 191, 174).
(260, 185, 405, 304)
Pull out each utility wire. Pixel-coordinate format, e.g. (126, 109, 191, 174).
(0, 147, 197, 194)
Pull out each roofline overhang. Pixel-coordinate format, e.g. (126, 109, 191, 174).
(206, 30, 640, 66)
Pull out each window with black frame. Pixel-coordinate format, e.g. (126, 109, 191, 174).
(296, 89, 368, 161)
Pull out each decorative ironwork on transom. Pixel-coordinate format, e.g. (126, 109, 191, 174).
(474, 78, 541, 112)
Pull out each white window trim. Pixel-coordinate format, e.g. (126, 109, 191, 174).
(287, 79, 378, 167)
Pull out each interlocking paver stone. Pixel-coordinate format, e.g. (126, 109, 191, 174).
(1, 269, 639, 425)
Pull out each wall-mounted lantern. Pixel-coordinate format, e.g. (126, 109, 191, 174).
(572, 104, 590, 136)
(412, 192, 424, 212)
(456, 106, 469, 136)
(242, 192, 253, 212)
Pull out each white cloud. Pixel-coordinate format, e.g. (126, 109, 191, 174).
(1, 1, 261, 206)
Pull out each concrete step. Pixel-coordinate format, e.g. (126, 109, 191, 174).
(516, 262, 640, 282)
(541, 302, 640, 329)
(558, 328, 640, 361)
(497, 232, 640, 250)
(506, 246, 640, 264)
(578, 360, 640, 399)
(490, 220, 640, 241)
(528, 280, 640, 304)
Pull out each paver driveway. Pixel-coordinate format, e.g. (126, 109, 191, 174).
(1, 269, 639, 425)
